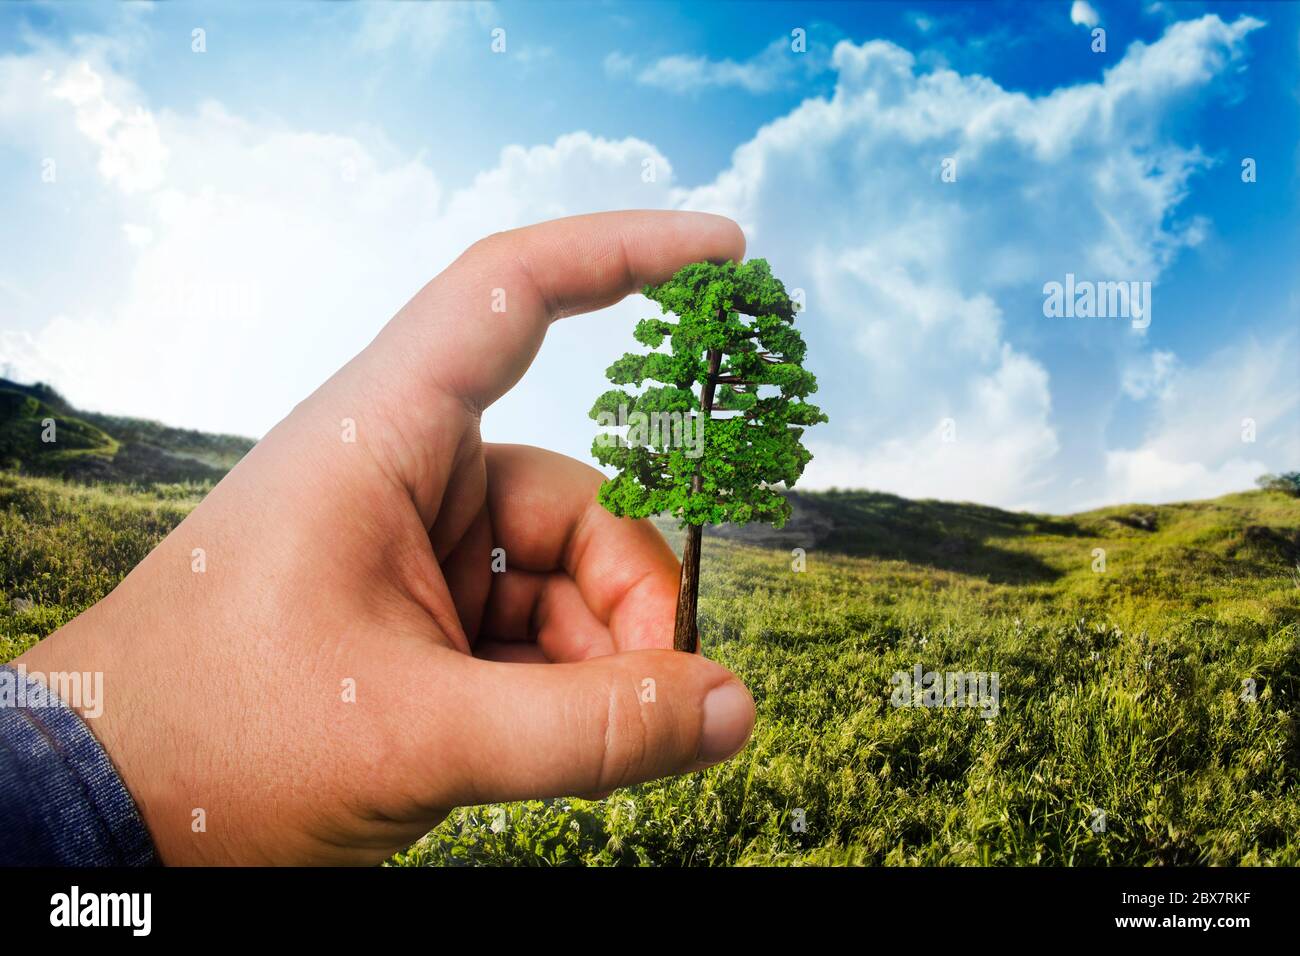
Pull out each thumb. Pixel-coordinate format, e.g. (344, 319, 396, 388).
(443, 650, 755, 805)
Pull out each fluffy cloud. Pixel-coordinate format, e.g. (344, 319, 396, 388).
(676, 16, 1263, 508)
(804, 344, 1060, 504)
(49, 60, 167, 193)
(0, 51, 671, 439)
(0, 43, 158, 190)
(1071, 2, 1101, 29)
(439, 132, 672, 233)
(0, 14, 1283, 513)
(1091, 334, 1299, 506)
(1098, 450, 1267, 506)
(1, 50, 448, 434)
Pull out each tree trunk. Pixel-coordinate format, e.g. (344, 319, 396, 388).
(673, 523, 703, 652)
(673, 347, 723, 653)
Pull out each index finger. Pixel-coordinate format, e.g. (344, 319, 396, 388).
(380, 210, 746, 408)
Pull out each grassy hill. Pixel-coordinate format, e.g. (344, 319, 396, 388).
(0, 378, 254, 484)
(2, 442, 1297, 863)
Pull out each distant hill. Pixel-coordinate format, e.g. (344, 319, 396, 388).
(0, 378, 255, 485)
(654, 486, 1300, 585)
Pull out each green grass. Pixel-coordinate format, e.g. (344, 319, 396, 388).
(0, 473, 206, 662)
(2, 469, 1298, 865)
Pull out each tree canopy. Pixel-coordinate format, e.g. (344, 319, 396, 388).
(590, 259, 827, 528)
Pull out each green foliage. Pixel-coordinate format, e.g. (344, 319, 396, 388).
(0, 472, 203, 659)
(1257, 471, 1300, 497)
(590, 260, 827, 528)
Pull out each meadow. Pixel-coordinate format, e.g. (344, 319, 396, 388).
(3, 463, 1297, 866)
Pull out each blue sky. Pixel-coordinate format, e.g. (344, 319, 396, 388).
(0, 1, 1296, 511)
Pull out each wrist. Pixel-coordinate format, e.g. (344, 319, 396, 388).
(15, 599, 198, 864)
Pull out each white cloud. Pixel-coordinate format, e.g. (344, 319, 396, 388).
(1, 55, 450, 434)
(48, 60, 167, 193)
(603, 51, 635, 77)
(609, 35, 827, 95)
(438, 132, 672, 233)
(1088, 334, 1299, 506)
(354, 1, 497, 59)
(0, 330, 70, 387)
(1071, 2, 1101, 29)
(1120, 348, 1177, 400)
(1098, 449, 1268, 506)
(804, 344, 1060, 504)
(0, 53, 672, 439)
(675, 16, 1262, 508)
(121, 222, 153, 246)
(0, 14, 1283, 514)
(636, 53, 780, 94)
(909, 13, 935, 35)
(0, 49, 163, 194)
(1146, 337, 1296, 465)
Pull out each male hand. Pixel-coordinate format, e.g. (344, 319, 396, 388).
(17, 211, 756, 865)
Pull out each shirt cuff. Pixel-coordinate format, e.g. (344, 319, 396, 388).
(0, 663, 157, 866)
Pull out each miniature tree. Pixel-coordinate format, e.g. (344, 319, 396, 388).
(590, 259, 827, 652)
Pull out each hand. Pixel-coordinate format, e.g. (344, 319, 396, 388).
(17, 211, 756, 865)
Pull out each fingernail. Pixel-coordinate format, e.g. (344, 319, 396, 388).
(698, 681, 755, 764)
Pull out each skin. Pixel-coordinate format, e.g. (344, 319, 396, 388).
(17, 210, 757, 866)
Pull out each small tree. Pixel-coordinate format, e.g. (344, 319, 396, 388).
(1256, 471, 1300, 497)
(590, 259, 827, 652)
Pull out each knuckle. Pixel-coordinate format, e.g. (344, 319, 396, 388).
(577, 461, 607, 490)
(467, 230, 511, 261)
(591, 678, 650, 793)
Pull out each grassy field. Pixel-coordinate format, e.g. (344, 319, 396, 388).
(3, 464, 1297, 865)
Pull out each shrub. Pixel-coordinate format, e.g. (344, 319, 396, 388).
(1255, 472, 1300, 496)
